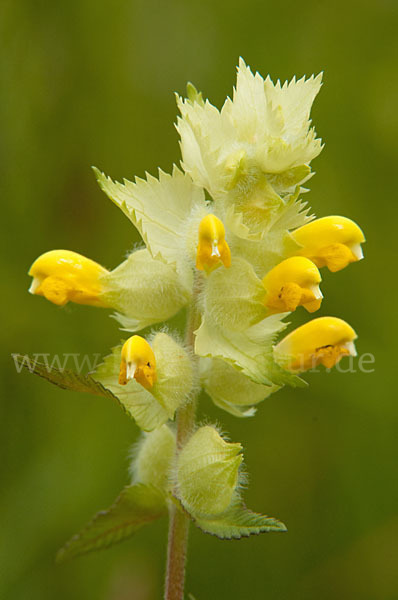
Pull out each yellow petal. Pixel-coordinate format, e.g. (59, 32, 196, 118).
(28, 250, 110, 307)
(275, 316, 357, 372)
(196, 214, 231, 272)
(291, 216, 365, 272)
(119, 335, 157, 390)
(263, 256, 322, 313)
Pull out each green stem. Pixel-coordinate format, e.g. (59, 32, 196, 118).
(164, 276, 202, 600)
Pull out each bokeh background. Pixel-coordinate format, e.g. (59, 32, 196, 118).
(1, 0, 398, 598)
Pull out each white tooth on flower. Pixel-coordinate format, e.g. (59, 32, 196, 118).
(344, 341, 357, 357)
(311, 284, 323, 299)
(29, 278, 41, 294)
(211, 242, 221, 257)
(126, 362, 137, 381)
(351, 243, 364, 260)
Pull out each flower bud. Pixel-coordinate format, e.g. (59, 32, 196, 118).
(196, 214, 231, 272)
(263, 256, 322, 313)
(291, 216, 365, 272)
(119, 335, 157, 390)
(132, 425, 176, 491)
(176, 426, 243, 517)
(28, 250, 110, 307)
(275, 316, 357, 372)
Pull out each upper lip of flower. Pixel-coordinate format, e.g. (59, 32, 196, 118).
(291, 216, 365, 272)
(28, 249, 109, 307)
(274, 316, 357, 372)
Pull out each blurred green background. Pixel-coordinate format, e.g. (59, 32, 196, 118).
(1, 0, 398, 598)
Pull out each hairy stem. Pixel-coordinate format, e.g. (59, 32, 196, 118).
(164, 276, 202, 600)
(164, 399, 196, 600)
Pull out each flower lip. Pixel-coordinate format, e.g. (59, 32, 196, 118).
(263, 256, 323, 314)
(28, 249, 109, 307)
(275, 316, 357, 372)
(291, 216, 365, 272)
(119, 335, 157, 390)
(196, 214, 231, 272)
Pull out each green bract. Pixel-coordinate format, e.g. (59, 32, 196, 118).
(200, 358, 280, 417)
(94, 165, 207, 270)
(132, 425, 176, 491)
(101, 248, 191, 331)
(176, 426, 243, 518)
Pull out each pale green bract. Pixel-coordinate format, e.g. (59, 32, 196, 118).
(101, 248, 192, 332)
(201, 257, 268, 331)
(176, 59, 321, 243)
(132, 425, 176, 491)
(200, 358, 280, 418)
(176, 426, 243, 518)
(94, 165, 207, 270)
(177, 58, 322, 199)
(195, 311, 303, 387)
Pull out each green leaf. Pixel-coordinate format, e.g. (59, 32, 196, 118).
(13, 354, 117, 401)
(57, 484, 167, 562)
(193, 501, 287, 539)
(14, 352, 170, 431)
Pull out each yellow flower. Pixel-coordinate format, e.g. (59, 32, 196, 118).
(291, 216, 365, 272)
(196, 214, 231, 272)
(263, 257, 322, 313)
(118, 335, 157, 390)
(275, 316, 357, 372)
(28, 250, 110, 307)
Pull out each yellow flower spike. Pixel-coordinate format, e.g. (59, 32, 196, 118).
(118, 335, 157, 390)
(28, 250, 110, 307)
(291, 216, 365, 272)
(275, 316, 357, 372)
(196, 214, 231, 272)
(263, 257, 323, 314)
